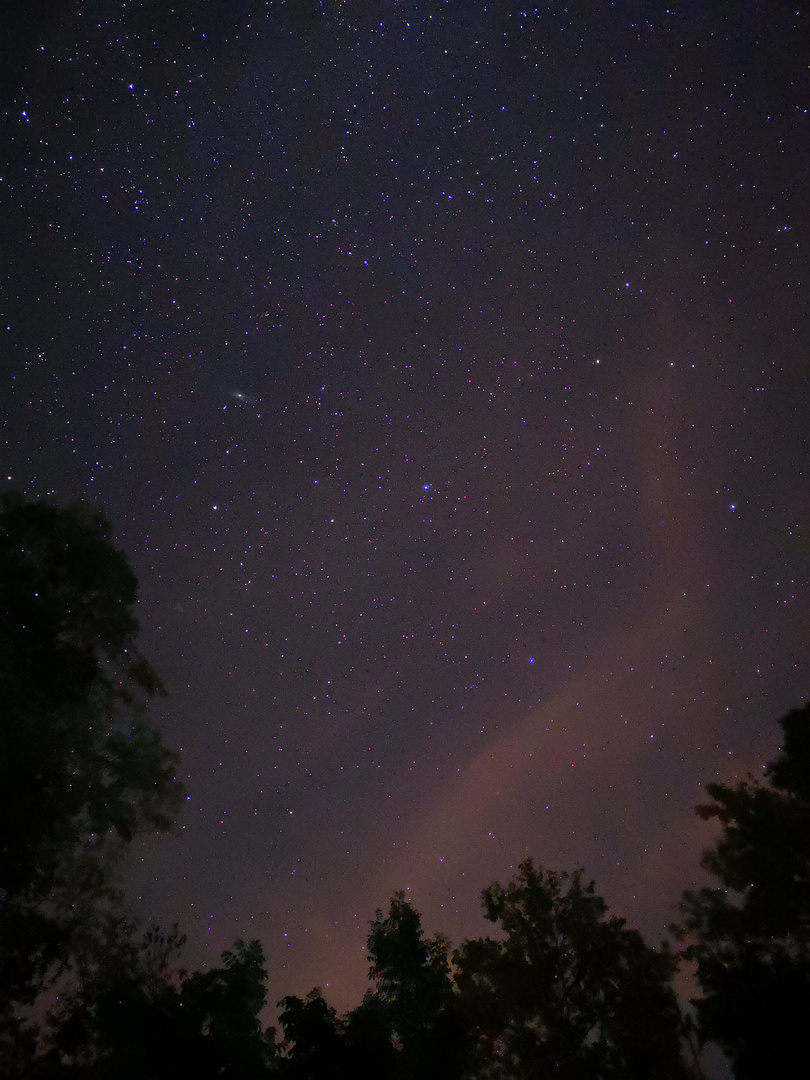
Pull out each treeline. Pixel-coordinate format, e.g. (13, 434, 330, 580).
(8, 866, 688, 1079)
(1, 493, 808, 1079)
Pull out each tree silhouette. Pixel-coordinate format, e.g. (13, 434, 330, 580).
(455, 860, 687, 1080)
(44, 921, 191, 1079)
(675, 702, 810, 1079)
(0, 492, 184, 1065)
(361, 891, 467, 1080)
(343, 990, 400, 1080)
(277, 988, 347, 1080)
(46, 930, 275, 1079)
(181, 939, 277, 1079)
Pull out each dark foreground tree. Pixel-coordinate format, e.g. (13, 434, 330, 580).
(277, 988, 348, 1079)
(0, 492, 184, 1064)
(277, 893, 467, 1080)
(455, 860, 687, 1080)
(45, 929, 275, 1079)
(367, 889, 466, 1075)
(360, 891, 466, 1079)
(675, 703, 810, 1080)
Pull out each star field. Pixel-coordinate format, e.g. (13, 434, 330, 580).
(3, 0, 808, 1023)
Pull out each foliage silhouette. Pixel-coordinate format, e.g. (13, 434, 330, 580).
(455, 860, 687, 1080)
(0, 492, 183, 1064)
(675, 702, 810, 1079)
(361, 891, 467, 1079)
(277, 989, 347, 1079)
(45, 928, 275, 1079)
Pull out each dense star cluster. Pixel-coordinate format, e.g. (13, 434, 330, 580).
(3, 0, 807, 1031)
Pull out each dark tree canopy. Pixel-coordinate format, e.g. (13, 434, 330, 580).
(277, 989, 347, 1080)
(363, 891, 465, 1079)
(366, 891, 453, 1031)
(45, 929, 275, 1080)
(676, 702, 810, 1080)
(455, 860, 687, 1080)
(276, 893, 466, 1080)
(0, 492, 162, 713)
(0, 492, 184, 1055)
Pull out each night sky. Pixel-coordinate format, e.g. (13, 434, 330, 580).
(3, 0, 808, 1025)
